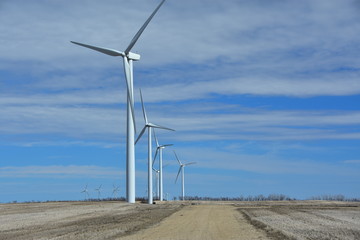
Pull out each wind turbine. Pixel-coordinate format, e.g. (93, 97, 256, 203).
(174, 151, 196, 201)
(153, 129, 173, 201)
(135, 89, 174, 204)
(81, 184, 89, 200)
(95, 184, 102, 199)
(112, 184, 120, 199)
(71, 0, 167, 204)
(153, 162, 170, 200)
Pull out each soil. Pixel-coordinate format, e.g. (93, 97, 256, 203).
(0, 201, 182, 240)
(236, 201, 360, 240)
(0, 200, 359, 240)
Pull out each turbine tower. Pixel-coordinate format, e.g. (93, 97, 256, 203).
(174, 151, 196, 201)
(153, 130, 173, 201)
(71, 0, 166, 203)
(135, 89, 174, 204)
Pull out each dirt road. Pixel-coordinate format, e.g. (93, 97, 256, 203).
(121, 204, 268, 240)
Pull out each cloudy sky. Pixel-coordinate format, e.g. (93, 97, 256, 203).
(1, 0, 360, 202)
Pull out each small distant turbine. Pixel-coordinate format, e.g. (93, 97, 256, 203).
(112, 184, 120, 199)
(81, 184, 89, 200)
(153, 163, 169, 201)
(153, 167, 160, 200)
(153, 129, 173, 201)
(174, 151, 196, 201)
(95, 184, 102, 199)
(136, 89, 175, 204)
(71, 0, 167, 204)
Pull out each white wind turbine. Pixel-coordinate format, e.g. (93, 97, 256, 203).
(135, 89, 174, 204)
(71, 0, 167, 204)
(174, 151, 196, 201)
(81, 184, 89, 200)
(95, 184, 102, 199)
(153, 130, 173, 201)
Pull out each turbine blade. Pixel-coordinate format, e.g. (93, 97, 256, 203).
(123, 57, 137, 133)
(163, 144, 173, 147)
(139, 89, 148, 123)
(153, 129, 160, 147)
(153, 148, 159, 167)
(135, 126, 147, 144)
(175, 166, 182, 183)
(173, 150, 182, 165)
(148, 123, 175, 131)
(71, 41, 125, 57)
(125, 0, 166, 54)
(185, 162, 196, 166)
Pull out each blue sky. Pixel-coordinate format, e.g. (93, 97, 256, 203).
(1, 0, 360, 202)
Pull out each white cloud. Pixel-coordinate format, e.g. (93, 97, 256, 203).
(0, 94, 359, 142)
(0, 0, 358, 158)
(0, 165, 124, 178)
(343, 160, 360, 164)
(171, 146, 360, 176)
(0, 0, 359, 68)
(140, 76, 360, 101)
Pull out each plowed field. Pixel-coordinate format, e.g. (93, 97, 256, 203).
(1, 201, 359, 240)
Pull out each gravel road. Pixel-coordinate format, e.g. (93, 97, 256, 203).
(121, 204, 267, 240)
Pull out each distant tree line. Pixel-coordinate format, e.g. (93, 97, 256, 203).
(309, 194, 359, 202)
(177, 194, 295, 201)
(7, 194, 360, 204)
(174, 194, 360, 202)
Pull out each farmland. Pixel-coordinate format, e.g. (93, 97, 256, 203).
(0, 200, 359, 239)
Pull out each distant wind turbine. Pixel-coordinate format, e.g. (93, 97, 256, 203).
(112, 184, 120, 199)
(81, 184, 89, 200)
(95, 184, 102, 199)
(153, 129, 173, 201)
(153, 167, 160, 200)
(153, 162, 170, 200)
(71, 0, 167, 204)
(174, 151, 196, 201)
(135, 89, 174, 204)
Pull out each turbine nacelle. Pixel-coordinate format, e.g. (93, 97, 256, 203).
(160, 144, 173, 148)
(135, 89, 175, 144)
(70, 41, 141, 61)
(174, 150, 196, 184)
(127, 52, 141, 61)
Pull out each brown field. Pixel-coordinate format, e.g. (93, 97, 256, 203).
(0, 200, 359, 240)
